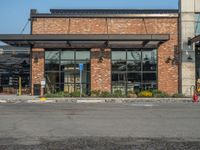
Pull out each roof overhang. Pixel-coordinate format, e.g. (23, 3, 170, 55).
(190, 35, 200, 44)
(0, 34, 170, 49)
(30, 9, 179, 18)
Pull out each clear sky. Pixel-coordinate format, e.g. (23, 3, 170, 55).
(0, 0, 179, 34)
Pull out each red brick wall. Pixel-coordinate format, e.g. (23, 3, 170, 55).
(91, 48, 111, 92)
(32, 17, 178, 94)
(31, 48, 45, 95)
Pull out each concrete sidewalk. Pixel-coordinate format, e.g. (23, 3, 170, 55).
(0, 95, 194, 104)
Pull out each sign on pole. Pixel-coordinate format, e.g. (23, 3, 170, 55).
(79, 63, 83, 71)
(79, 63, 83, 97)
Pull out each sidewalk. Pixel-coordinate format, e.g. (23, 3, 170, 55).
(0, 95, 194, 104)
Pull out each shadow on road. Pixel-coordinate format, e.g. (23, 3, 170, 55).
(0, 137, 200, 150)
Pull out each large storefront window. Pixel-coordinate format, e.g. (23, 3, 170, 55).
(45, 49, 90, 94)
(112, 49, 157, 94)
(0, 48, 30, 94)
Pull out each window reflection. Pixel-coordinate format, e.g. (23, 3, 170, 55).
(112, 49, 157, 94)
(0, 48, 30, 94)
(45, 49, 90, 95)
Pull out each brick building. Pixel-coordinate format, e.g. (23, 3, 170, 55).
(0, 9, 180, 96)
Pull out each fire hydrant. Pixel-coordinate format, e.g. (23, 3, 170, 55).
(193, 93, 199, 103)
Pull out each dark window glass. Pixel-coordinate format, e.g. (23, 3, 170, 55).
(112, 49, 157, 94)
(45, 59, 59, 71)
(0, 49, 30, 94)
(142, 50, 157, 71)
(112, 60, 126, 72)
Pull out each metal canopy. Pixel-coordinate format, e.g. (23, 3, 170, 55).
(30, 9, 178, 18)
(0, 34, 170, 49)
(190, 35, 200, 44)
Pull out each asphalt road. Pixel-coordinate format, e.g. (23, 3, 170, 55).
(0, 102, 200, 149)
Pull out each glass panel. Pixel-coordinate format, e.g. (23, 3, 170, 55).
(142, 72, 157, 90)
(142, 49, 157, 71)
(60, 61, 74, 72)
(61, 51, 74, 60)
(112, 60, 126, 72)
(127, 60, 141, 71)
(127, 50, 141, 60)
(112, 73, 126, 83)
(127, 72, 141, 83)
(45, 72, 60, 93)
(45, 51, 59, 60)
(0, 50, 30, 93)
(143, 72, 157, 81)
(62, 83, 75, 93)
(111, 49, 157, 94)
(112, 51, 126, 60)
(45, 59, 59, 71)
(76, 51, 90, 60)
(45, 49, 90, 95)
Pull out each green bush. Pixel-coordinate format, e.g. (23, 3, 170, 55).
(172, 93, 186, 98)
(112, 90, 124, 97)
(100, 91, 112, 97)
(70, 91, 82, 97)
(45, 91, 70, 97)
(151, 90, 169, 98)
(91, 90, 101, 97)
(137, 91, 153, 97)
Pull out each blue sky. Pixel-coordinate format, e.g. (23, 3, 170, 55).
(0, 0, 179, 34)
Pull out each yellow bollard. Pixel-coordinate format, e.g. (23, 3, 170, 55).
(18, 76, 22, 96)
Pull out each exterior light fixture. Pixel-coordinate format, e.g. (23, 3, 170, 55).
(34, 53, 39, 63)
(98, 49, 104, 63)
(165, 56, 178, 65)
(165, 56, 173, 63)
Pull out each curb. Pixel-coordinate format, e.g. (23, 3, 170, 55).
(0, 97, 194, 104)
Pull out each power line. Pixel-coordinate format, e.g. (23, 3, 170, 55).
(20, 20, 30, 34)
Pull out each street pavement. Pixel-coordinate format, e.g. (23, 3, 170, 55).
(0, 102, 200, 149)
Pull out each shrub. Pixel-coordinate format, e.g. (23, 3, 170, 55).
(100, 91, 112, 97)
(91, 90, 101, 97)
(112, 90, 124, 97)
(70, 91, 84, 97)
(137, 91, 153, 97)
(151, 90, 169, 98)
(127, 91, 137, 98)
(45, 91, 70, 97)
(172, 93, 186, 98)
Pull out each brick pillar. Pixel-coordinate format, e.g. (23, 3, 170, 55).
(31, 48, 45, 95)
(158, 40, 179, 95)
(91, 48, 111, 92)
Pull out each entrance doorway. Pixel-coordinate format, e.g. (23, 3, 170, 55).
(45, 49, 90, 95)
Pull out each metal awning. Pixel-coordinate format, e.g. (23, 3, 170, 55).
(190, 35, 200, 44)
(0, 34, 170, 49)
